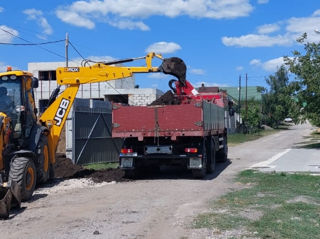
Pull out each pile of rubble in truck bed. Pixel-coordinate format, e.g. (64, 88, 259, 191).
(54, 154, 129, 183)
(149, 90, 180, 105)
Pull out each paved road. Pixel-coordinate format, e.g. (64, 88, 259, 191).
(250, 124, 320, 174)
(1, 123, 317, 239)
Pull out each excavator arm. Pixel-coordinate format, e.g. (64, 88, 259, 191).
(39, 52, 166, 164)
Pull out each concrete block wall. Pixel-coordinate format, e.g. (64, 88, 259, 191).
(104, 88, 163, 106)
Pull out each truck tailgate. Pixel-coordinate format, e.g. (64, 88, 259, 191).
(113, 104, 203, 139)
(112, 101, 225, 140)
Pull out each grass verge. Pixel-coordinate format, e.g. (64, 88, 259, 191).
(228, 129, 281, 146)
(193, 170, 320, 239)
(83, 162, 118, 170)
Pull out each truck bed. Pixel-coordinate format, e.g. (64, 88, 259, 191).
(112, 100, 225, 140)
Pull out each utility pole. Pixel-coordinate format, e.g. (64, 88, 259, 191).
(65, 32, 69, 67)
(238, 75, 241, 124)
(245, 73, 248, 122)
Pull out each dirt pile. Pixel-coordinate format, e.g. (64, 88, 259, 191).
(54, 154, 129, 183)
(149, 90, 180, 105)
(54, 155, 83, 178)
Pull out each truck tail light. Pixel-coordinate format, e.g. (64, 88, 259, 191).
(121, 148, 133, 154)
(185, 148, 198, 153)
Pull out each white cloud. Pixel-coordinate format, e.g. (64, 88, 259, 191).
(56, 9, 95, 29)
(0, 62, 19, 71)
(147, 73, 168, 79)
(262, 57, 286, 72)
(0, 7, 3, 13)
(195, 81, 229, 88)
(286, 15, 320, 42)
(0, 62, 7, 71)
(146, 42, 181, 54)
(257, 0, 269, 4)
(222, 34, 293, 47)
(190, 68, 205, 75)
(56, 0, 253, 30)
(257, 23, 280, 34)
(109, 20, 149, 31)
(222, 9, 320, 47)
(0, 25, 19, 43)
(312, 9, 320, 16)
(250, 59, 261, 65)
(250, 57, 290, 72)
(23, 9, 53, 39)
(236, 66, 244, 71)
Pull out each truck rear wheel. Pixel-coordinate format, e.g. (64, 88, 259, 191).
(206, 137, 216, 173)
(217, 135, 228, 162)
(192, 141, 207, 179)
(9, 157, 37, 201)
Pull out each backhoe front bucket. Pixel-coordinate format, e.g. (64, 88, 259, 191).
(0, 182, 21, 219)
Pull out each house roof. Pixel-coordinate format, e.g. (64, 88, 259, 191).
(220, 86, 262, 101)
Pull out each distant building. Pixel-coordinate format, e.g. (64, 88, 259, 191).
(220, 86, 263, 102)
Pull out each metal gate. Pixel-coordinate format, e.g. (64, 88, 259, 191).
(66, 98, 123, 165)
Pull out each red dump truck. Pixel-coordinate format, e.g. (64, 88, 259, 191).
(112, 57, 230, 178)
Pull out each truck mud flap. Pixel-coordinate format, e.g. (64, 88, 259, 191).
(0, 182, 21, 219)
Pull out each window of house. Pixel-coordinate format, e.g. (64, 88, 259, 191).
(39, 71, 56, 81)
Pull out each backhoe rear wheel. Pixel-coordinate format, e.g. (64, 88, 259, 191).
(9, 157, 37, 202)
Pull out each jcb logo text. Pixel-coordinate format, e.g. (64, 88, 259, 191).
(54, 99, 70, 126)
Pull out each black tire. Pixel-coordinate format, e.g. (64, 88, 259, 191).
(123, 169, 137, 179)
(206, 137, 216, 174)
(217, 135, 228, 163)
(49, 162, 55, 180)
(192, 140, 207, 179)
(37, 136, 50, 184)
(9, 157, 37, 202)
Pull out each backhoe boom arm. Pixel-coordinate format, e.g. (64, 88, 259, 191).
(39, 52, 163, 163)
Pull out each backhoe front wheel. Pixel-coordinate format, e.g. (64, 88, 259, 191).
(9, 157, 37, 202)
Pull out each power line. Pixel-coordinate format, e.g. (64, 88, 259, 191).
(0, 39, 65, 45)
(68, 40, 86, 61)
(0, 27, 66, 60)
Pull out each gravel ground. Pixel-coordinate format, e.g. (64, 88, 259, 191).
(0, 123, 313, 239)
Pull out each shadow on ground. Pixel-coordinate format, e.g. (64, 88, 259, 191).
(294, 142, 320, 149)
(132, 160, 232, 181)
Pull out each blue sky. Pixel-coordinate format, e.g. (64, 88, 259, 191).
(1, 0, 320, 91)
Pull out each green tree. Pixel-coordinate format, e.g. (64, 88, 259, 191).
(284, 34, 320, 126)
(261, 66, 300, 128)
(241, 99, 262, 133)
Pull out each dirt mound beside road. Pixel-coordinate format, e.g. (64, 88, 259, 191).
(54, 155, 83, 178)
(54, 155, 129, 183)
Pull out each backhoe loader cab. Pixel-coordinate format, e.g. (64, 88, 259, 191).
(0, 71, 38, 140)
(0, 70, 44, 218)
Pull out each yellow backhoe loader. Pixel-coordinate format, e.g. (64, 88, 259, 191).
(0, 52, 181, 218)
